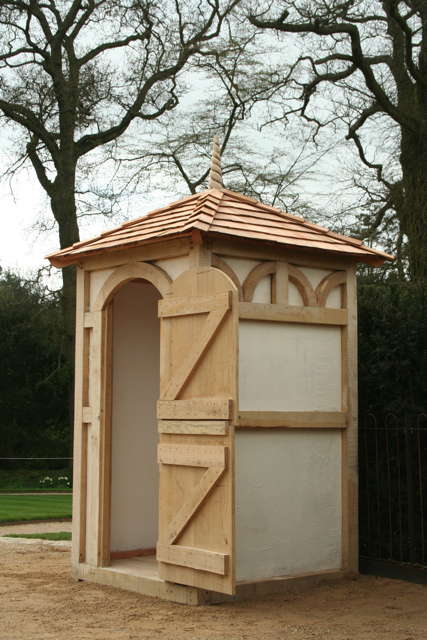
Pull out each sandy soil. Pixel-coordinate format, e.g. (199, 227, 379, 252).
(0, 521, 72, 536)
(0, 540, 426, 640)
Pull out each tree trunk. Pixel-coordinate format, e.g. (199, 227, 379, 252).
(51, 175, 80, 461)
(398, 133, 427, 281)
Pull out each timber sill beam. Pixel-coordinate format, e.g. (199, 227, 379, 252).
(237, 411, 348, 429)
(239, 302, 347, 326)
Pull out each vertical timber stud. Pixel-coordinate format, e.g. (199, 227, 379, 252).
(341, 266, 358, 573)
(272, 261, 289, 304)
(72, 267, 89, 566)
(83, 307, 104, 566)
(189, 229, 212, 269)
(99, 302, 113, 566)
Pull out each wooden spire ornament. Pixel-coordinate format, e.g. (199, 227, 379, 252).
(208, 135, 224, 190)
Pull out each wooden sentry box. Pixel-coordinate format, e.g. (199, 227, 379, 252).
(48, 185, 392, 604)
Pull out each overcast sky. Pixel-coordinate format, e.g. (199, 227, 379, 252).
(0, 170, 49, 274)
(0, 164, 172, 277)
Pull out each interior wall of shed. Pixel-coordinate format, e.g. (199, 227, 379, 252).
(110, 281, 161, 553)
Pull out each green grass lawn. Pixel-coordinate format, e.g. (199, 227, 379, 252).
(3, 531, 71, 541)
(0, 494, 72, 523)
(0, 490, 71, 494)
(0, 469, 72, 491)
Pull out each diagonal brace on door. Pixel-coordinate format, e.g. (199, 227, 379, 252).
(159, 293, 231, 401)
(157, 444, 227, 545)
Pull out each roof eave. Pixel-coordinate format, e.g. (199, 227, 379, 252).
(207, 231, 392, 265)
(46, 230, 194, 268)
(47, 226, 394, 269)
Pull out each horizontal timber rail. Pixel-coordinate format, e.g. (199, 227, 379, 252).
(239, 302, 347, 326)
(159, 292, 231, 318)
(158, 420, 228, 435)
(157, 398, 232, 420)
(237, 411, 347, 429)
(157, 543, 228, 576)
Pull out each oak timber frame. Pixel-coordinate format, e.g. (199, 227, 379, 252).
(71, 232, 358, 603)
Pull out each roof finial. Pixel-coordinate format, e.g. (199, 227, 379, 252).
(208, 135, 224, 190)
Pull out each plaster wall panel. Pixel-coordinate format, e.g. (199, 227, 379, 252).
(154, 255, 189, 281)
(239, 321, 341, 411)
(252, 276, 272, 303)
(298, 266, 341, 308)
(110, 281, 160, 551)
(221, 257, 261, 287)
(298, 266, 332, 289)
(288, 281, 304, 306)
(89, 268, 114, 308)
(323, 286, 341, 309)
(236, 430, 342, 581)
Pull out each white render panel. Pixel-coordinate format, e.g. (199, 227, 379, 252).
(154, 255, 189, 281)
(288, 281, 304, 306)
(110, 281, 160, 552)
(324, 286, 341, 309)
(298, 266, 341, 308)
(90, 268, 114, 308)
(239, 321, 341, 411)
(252, 276, 272, 303)
(220, 256, 261, 286)
(236, 430, 342, 581)
(298, 266, 332, 289)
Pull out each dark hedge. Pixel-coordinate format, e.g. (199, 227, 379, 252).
(358, 275, 427, 416)
(0, 270, 71, 466)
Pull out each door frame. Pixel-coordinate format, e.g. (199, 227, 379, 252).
(92, 262, 172, 566)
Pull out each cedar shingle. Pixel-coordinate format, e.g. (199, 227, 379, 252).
(47, 187, 394, 266)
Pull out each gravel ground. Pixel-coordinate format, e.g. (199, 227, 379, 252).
(0, 535, 426, 640)
(0, 520, 72, 536)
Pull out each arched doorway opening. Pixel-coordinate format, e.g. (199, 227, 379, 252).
(109, 279, 161, 558)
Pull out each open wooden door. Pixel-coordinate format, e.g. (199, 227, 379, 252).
(156, 267, 237, 595)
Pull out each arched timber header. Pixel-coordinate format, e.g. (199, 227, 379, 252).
(242, 261, 318, 306)
(241, 260, 346, 307)
(93, 261, 172, 311)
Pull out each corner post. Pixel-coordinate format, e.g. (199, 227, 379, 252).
(341, 265, 358, 573)
(71, 267, 90, 567)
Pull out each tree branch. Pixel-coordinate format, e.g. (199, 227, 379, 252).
(78, 32, 151, 66)
(26, 135, 54, 195)
(345, 102, 390, 185)
(387, 0, 426, 85)
(249, 10, 418, 132)
(0, 97, 58, 159)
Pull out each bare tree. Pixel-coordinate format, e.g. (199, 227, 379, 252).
(0, 0, 239, 363)
(112, 31, 329, 215)
(249, 0, 427, 279)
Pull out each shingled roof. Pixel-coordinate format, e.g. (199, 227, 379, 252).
(47, 186, 393, 267)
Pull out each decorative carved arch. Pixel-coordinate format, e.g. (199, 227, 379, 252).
(93, 261, 172, 311)
(315, 271, 347, 307)
(242, 261, 276, 302)
(287, 265, 317, 306)
(212, 255, 243, 300)
(242, 261, 319, 306)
